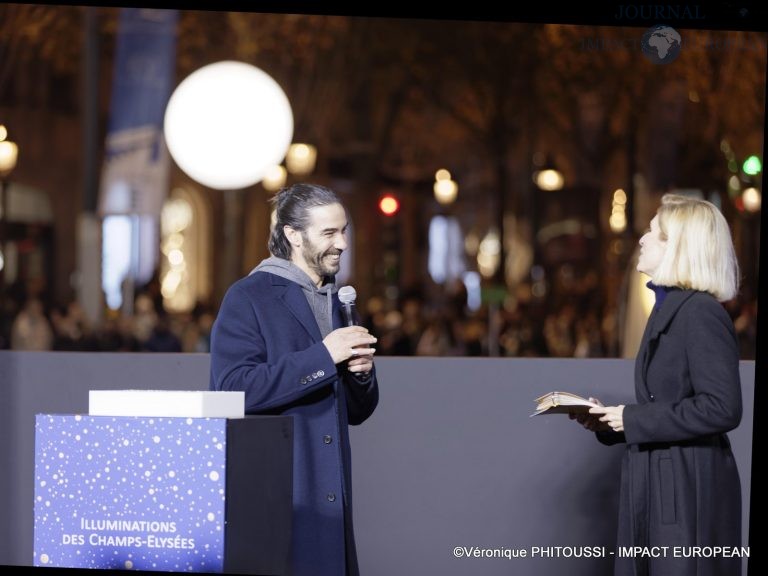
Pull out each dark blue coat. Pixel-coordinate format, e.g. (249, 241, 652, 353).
(602, 290, 742, 576)
(209, 271, 379, 576)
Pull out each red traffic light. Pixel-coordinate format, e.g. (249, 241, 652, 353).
(378, 194, 400, 216)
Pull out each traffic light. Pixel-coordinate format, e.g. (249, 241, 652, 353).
(378, 194, 400, 216)
(742, 155, 762, 176)
(377, 193, 401, 299)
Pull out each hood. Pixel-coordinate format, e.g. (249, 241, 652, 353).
(251, 256, 337, 337)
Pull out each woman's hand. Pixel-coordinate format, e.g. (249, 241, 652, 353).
(569, 397, 611, 431)
(588, 404, 625, 432)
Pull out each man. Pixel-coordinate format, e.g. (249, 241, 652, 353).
(210, 183, 379, 576)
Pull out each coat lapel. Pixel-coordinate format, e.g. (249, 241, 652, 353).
(638, 289, 698, 395)
(269, 274, 323, 341)
(646, 289, 696, 340)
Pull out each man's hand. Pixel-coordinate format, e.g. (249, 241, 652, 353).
(323, 326, 377, 366)
(346, 350, 374, 375)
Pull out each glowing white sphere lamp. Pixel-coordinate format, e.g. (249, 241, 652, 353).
(164, 61, 293, 190)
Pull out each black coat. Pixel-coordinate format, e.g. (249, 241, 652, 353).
(210, 272, 379, 576)
(601, 289, 743, 576)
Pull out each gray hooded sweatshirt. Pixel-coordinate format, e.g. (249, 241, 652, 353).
(250, 256, 337, 338)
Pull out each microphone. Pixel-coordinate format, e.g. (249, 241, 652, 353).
(338, 285, 358, 327)
(338, 285, 371, 381)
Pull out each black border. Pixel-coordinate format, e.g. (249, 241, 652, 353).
(2, 2, 765, 575)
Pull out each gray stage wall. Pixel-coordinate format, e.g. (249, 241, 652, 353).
(0, 352, 754, 575)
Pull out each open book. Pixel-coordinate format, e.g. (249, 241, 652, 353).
(531, 391, 599, 417)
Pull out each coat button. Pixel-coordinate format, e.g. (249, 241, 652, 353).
(300, 378, 307, 385)
(318, 370, 325, 377)
(327, 492, 336, 502)
(323, 435, 332, 444)
(650, 394, 655, 401)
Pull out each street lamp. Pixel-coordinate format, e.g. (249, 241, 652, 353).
(262, 165, 287, 192)
(285, 143, 317, 176)
(742, 187, 761, 212)
(433, 169, 458, 205)
(0, 125, 20, 281)
(532, 161, 564, 191)
(262, 142, 318, 193)
(529, 154, 565, 302)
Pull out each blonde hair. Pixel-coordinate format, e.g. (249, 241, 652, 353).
(652, 193, 739, 301)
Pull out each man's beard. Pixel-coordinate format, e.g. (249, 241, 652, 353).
(302, 238, 342, 279)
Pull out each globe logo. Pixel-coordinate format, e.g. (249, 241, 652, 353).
(641, 25, 682, 64)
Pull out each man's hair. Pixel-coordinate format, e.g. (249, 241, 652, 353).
(652, 193, 740, 301)
(268, 183, 342, 259)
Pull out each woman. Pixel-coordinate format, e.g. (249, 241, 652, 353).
(575, 194, 743, 576)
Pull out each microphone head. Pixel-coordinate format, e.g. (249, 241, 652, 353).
(338, 285, 357, 305)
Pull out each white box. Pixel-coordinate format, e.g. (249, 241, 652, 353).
(88, 390, 245, 418)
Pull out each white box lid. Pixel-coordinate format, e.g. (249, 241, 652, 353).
(88, 390, 245, 418)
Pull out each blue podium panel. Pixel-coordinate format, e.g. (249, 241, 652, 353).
(33, 415, 228, 572)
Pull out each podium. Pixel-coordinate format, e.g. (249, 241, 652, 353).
(33, 414, 293, 574)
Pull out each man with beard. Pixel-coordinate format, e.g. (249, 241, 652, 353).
(210, 183, 379, 576)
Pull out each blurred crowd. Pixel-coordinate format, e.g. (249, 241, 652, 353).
(360, 286, 758, 360)
(0, 280, 758, 360)
(1, 288, 214, 354)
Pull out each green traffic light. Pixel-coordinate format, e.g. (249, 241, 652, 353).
(742, 155, 762, 176)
